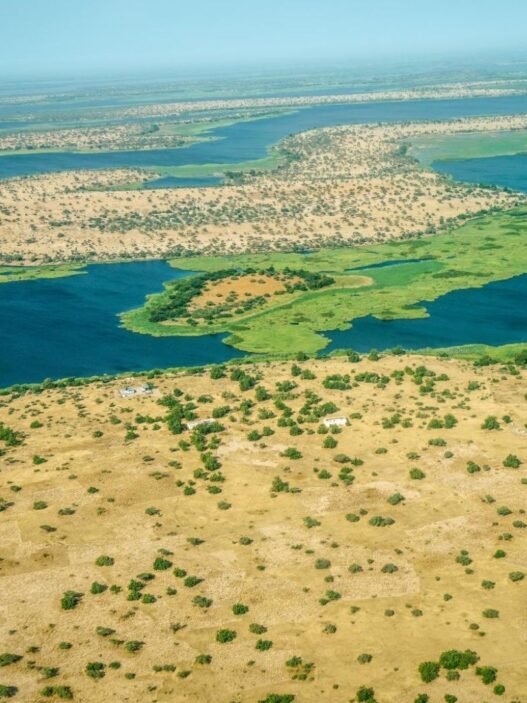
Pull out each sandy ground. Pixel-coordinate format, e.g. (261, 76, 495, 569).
(192, 274, 296, 309)
(0, 354, 526, 702)
(1, 115, 526, 266)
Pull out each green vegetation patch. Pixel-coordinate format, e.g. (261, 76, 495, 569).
(0, 264, 85, 284)
(409, 129, 527, 165)
(121, 208, 527, 355)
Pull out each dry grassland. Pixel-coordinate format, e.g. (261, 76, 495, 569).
(0, 355, 525, 702)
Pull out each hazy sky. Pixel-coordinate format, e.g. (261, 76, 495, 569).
(2, 0, 527, 78)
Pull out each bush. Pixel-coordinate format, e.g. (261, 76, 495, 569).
(0, 654, 22, 668)
(381, 563, 398, 573)
(481, 416, 500, 430)
(184, 576, 203, 588)
(249, 623, 267, 635)
(418, 661, 440, 683)
(95, 555, 114, 566)
(482, 609, 499, 618)
(255, 639, 273, 651)
(125, 641, 143, 653)
(368, 515, 395, 527)
(232, 603, 249, 615)
(387, 493, 405, 505)
(475, 666, 497, 684)
(315, 559, 331, 570)
(503, 454, 521, 468)
(216, 629, 236, 643)
(85, 662, 105, 679)
(153, 557, 172, 571)
(410, 468, 426, 480)
(439, 649, 478, 670)
(0, 686, 18, 699)
(61, 591, 83, 610)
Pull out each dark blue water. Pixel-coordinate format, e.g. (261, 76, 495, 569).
(4, 94, 527, 179)
(433, 152, 527, 193)
(325, 274, 527, 353)
(347, 258, 431, 272)
(0, 261, 242, 387)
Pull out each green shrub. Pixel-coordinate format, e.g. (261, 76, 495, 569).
(0, 654, 22, 668)
(481, 416, 500, 430)
(410, 468, 426, 480)
(216, 629, 236, 643)
(315, 559, 331, 570)
(482, 609, 499, 618)
(61, 591, 83, 610)
(356, 687, 376, 702)
(249, 623, 267, 635)
(475, 666, 497, 684)
(255, 639, 273, 651)
(439, 649, 478, 670)
(85, 662, 105, 679)
(503, 454, 521, 468)
(95, 555, 114, 566)
(125, 641, 143, 653)
(153, 557, 172, 571)
(418, 661, 440, 683)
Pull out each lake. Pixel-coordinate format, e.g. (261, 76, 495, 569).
(325, 274, 527, 353)
(3, 94, 527, 179)
(0, 261, 242, 388)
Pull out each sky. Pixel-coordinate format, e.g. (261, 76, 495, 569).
(1, 0, 527, 78)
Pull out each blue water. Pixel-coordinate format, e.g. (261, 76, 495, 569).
(433, 152, 527, 193)
(347, 258, 432, 272)
(325, 274, 527, 353)
(3, 94, 527, 179)
(0, 261, 242, 387)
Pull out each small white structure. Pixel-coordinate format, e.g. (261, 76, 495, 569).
(323, 416, 349, 429)
(119, 384, 154, 399)
(187, 418, 215, 431)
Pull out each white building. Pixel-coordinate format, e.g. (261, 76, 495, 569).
(119, 384, 154, 398)
(187, 418, 215, 431)
(323, 416, 349, 428)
